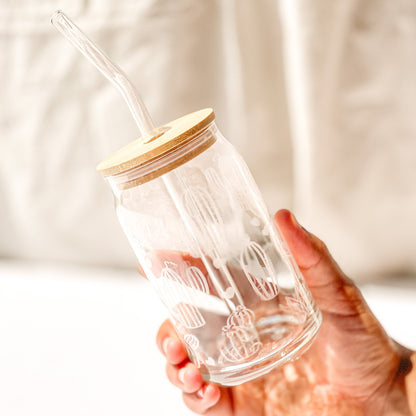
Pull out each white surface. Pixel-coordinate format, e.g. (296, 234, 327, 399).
(0, 262, 415, 416)
(361, 280, 416, 350)
(0, 262, 195, 416)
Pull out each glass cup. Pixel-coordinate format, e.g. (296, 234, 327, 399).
(97, 109, 321, 386)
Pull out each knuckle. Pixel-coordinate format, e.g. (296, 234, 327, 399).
(165, 362, 179, 387)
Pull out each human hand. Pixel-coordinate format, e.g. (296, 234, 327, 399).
(154, 209, 414, 415)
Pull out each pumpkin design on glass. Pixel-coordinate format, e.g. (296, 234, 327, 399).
(219, 305, 262, 363)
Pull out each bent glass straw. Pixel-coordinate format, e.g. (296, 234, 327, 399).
(51, 10, 155, 137)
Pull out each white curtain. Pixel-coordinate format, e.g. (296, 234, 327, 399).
(1, 0, 415, 280)
(279, 0, 416, 278)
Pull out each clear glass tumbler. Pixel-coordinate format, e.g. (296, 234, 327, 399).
(97, 109, 321, 386)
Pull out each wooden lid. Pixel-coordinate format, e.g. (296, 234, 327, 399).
(96, 108, 215, 177)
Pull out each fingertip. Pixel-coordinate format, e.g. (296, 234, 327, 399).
(183, 364, 203, 389)
(198, 384, 221, 407)
(274, 209, 323, 271)
(162, 337, 172, 355)
(156, 320, 176, 355)
(166, 338, 188, 365)
(274, 208, 292, 224)
(274, 209, 302, 234)
(183, 383, 224, 414)
(205, 384, 221, 402)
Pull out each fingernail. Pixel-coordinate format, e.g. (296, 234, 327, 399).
(290, 212, 301, 228)
(196, 387, 204, 399)
(205, 384, 216, 398)
(178, 367, 187, 384)
(163, 338, 172, 355)
(290, 212, 310, 236)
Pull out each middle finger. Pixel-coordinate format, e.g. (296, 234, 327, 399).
(166, 361, 204, 394)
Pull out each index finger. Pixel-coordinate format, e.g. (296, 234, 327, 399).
(156, 319, 188, 365)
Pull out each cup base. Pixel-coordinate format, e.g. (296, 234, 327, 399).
(200, 306, 322, 386)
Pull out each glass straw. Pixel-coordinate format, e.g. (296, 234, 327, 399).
(51, 10, 155, 137)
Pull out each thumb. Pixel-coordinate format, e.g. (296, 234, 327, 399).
(274, 209, 364, 316)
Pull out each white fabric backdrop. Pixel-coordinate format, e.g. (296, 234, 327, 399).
(1, 0, 416, 281)
(279, 0, 416, 279)
(0, 0, 291, 268)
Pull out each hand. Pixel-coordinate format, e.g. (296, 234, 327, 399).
(154, 209, 414, 415)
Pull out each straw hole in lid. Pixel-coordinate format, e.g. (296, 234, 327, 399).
(143, 126, 172, 144)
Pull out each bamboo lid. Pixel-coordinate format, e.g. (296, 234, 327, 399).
(96, 108, 215, 177)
